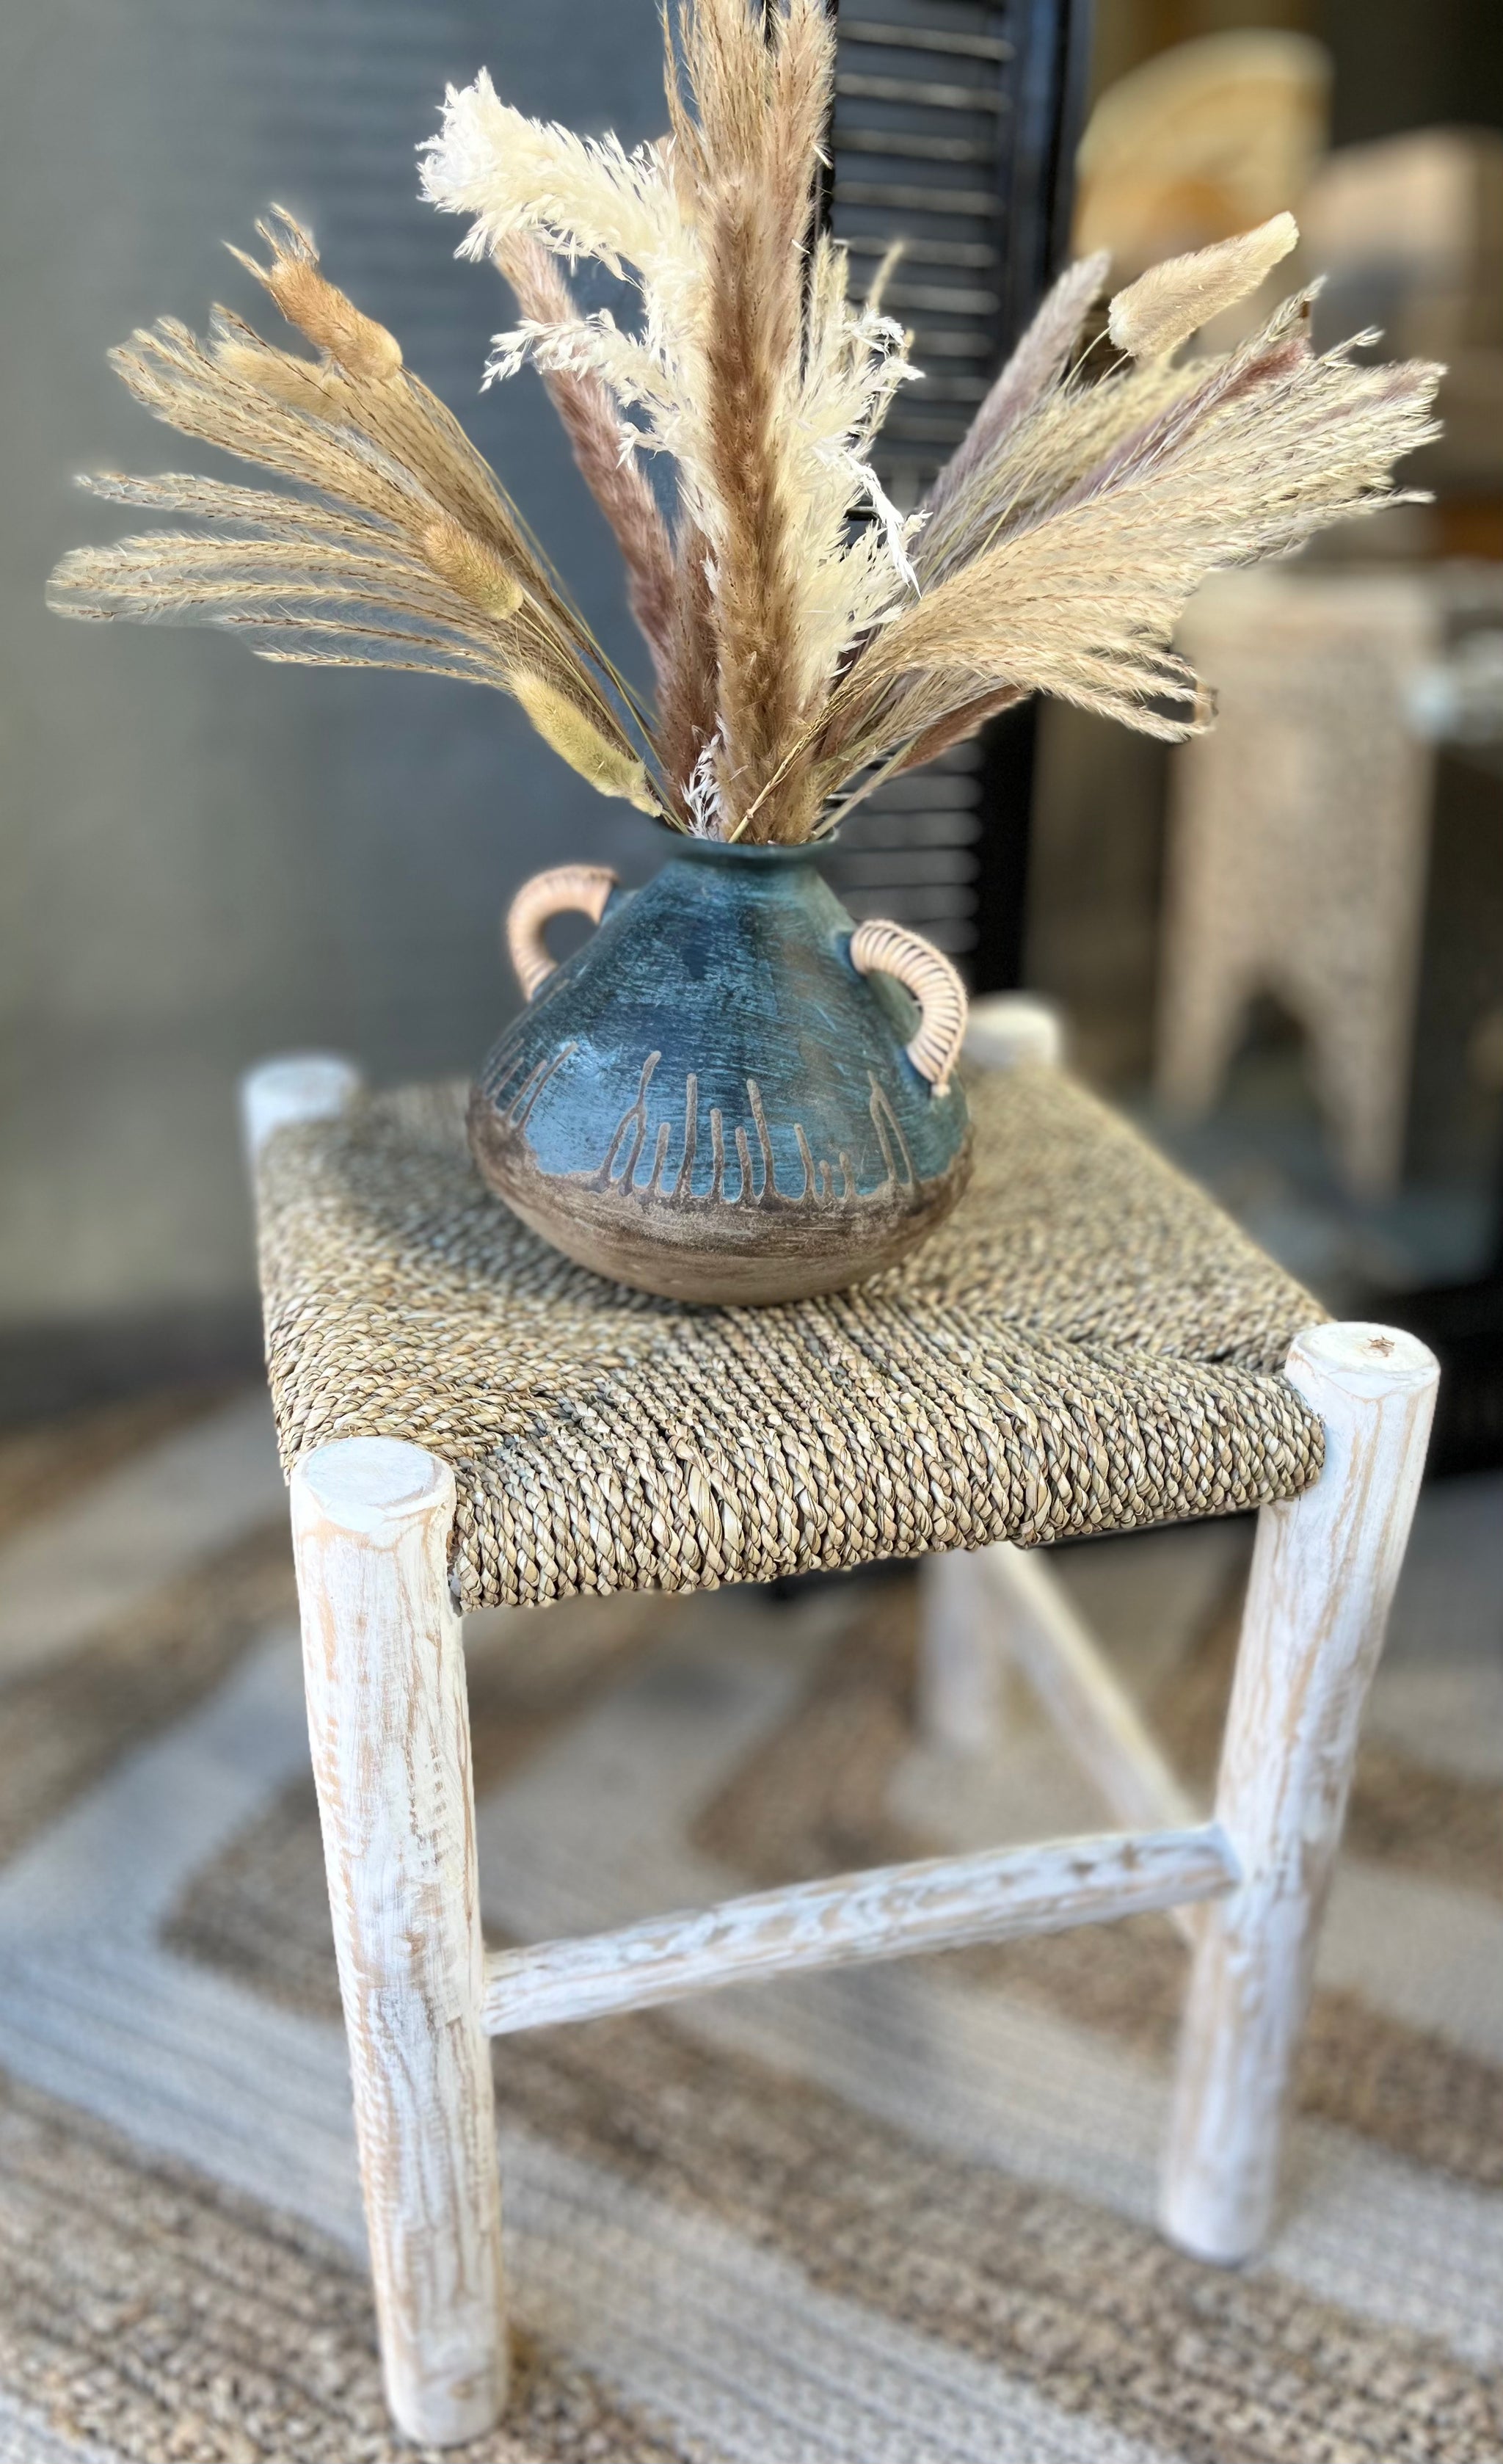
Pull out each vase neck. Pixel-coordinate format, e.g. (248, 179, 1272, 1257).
(669, 834, 834, 871)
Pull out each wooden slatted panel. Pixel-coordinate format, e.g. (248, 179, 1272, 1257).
(821, 0, 1090, 967)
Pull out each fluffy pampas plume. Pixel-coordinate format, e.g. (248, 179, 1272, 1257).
(54, 5, 1441, 843)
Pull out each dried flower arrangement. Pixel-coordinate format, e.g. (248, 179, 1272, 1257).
(49, 0, 1441, 852)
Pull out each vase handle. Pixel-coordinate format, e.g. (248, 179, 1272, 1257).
(506, 864, 619, 1000)
(849, 919, 969, 1096)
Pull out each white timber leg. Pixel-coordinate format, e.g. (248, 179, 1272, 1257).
(918, 1542, 1199, 1947)
(1160, 1321, 1438, 2264)
(962, 991, 1064, 1072)
(291, 1438, 507, 2443)
(918, 993, 1066, 1751)
(239, 1048, 365, 1164)
(977, 1543, 1197, 1820)
(917, 1548, 1006, 1751)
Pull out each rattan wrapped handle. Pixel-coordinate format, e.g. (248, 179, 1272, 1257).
(506, 864, 619, 1000)
(849, 918, 968, 1095)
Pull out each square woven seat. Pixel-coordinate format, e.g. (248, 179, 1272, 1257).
(255, 1061, 1326, 1610)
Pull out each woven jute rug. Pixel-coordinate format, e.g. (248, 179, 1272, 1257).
(3, 1388, 1503, 2463)
(255, 1064, 1326, 1610)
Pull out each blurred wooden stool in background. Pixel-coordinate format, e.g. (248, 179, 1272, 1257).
(1158, 564, 1503, 1199)
(1157, 567, 1441, 1199)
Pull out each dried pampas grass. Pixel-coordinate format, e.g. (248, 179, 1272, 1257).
(55, 4, 1441, 845)
(423, 0, 914, 837)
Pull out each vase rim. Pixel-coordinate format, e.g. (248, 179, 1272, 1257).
(664, 830, 838, 865)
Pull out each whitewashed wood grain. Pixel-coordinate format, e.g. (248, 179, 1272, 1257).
(291, 1437, 506, 2447)
(917, 1540, 1201, 1938)
(482, 1820, 1239, 2035)
(916, 1548, 1008, 1753)
(962, 992, 1063, 1070)
(975, 1542, 1198, 1832)
(10, 1563, 1503, 2386)
(1160, 1321, 1439, 2264)
(975, 1541, 1204, 1951)
(239, 1051, 363, 1162)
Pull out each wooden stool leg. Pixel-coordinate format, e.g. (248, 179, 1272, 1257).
(917, 1549, 1005, 1753)
(291, 1437, 507, 2443)
(919, 997, 1066, 1753)
(1160, 1323, 1438, 2264)
(240, 1050, 364, 1163)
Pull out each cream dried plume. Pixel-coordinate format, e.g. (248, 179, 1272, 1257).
(54, 12, 1441, 844)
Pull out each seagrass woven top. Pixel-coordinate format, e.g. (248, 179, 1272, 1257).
(255, 1064, 1327, 1610)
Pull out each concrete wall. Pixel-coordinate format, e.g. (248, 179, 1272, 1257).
(0, 0, 667, 1339)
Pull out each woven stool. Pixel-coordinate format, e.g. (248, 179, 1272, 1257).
(242, 1002, 1437, 2448)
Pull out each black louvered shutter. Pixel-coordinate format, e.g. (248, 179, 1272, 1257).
(819, 0, 1093, 981)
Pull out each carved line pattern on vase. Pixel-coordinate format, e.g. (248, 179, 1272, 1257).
(487, 1041, 928, 1213)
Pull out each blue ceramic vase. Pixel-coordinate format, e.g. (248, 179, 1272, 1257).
(468, 837, 972, 1303)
